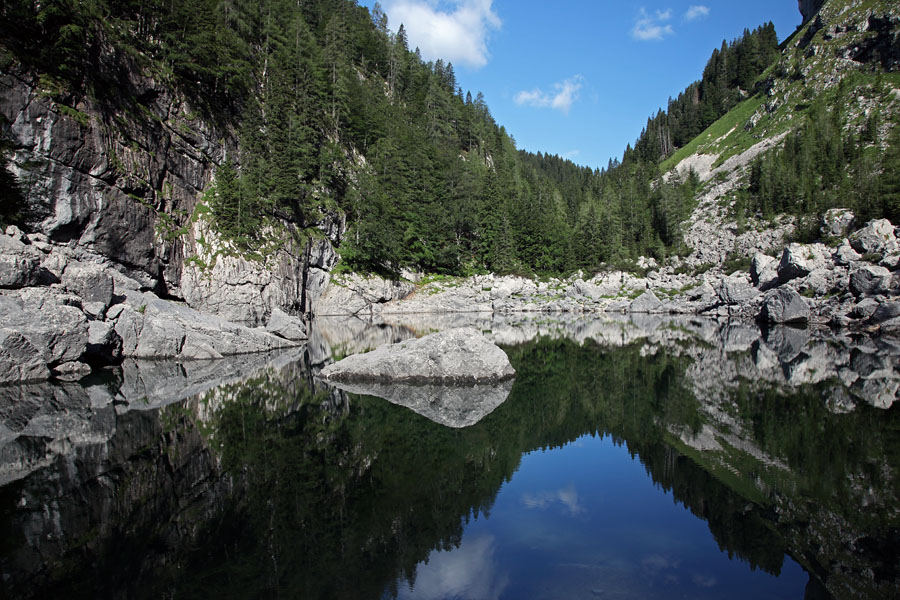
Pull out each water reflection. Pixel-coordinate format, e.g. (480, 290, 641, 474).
(396, 535, 509, 600)
(325, 379, 514, 428)
(0, 315, 898, 599)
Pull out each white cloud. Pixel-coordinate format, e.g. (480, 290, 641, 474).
(514, 75, 584, 115)
(382, 0, 501, 69)
(632, 7, 674, 41)
(685, 5, 710, 21)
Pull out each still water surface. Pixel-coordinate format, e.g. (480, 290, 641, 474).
(1, 314, 897, 599)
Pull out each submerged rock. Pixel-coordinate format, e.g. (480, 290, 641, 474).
(326, 379, 514, 428)
(318, 327, 515, 384)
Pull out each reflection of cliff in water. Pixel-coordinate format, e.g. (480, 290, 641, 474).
(0, 317, 898, 599)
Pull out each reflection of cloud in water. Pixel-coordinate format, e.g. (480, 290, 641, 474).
(641, 554, 681, 572)
(521, 483, 585, 516)
(692, 573, 718, 588)
(398, 535, 509, 600)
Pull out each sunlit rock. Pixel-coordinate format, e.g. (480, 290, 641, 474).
(318, 328, 515, 384)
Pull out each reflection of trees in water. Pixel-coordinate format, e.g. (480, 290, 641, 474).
(2, 337, 898, 599)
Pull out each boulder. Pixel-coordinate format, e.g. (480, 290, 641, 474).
(833, 239, 862, 266)
(266, 307, 308, 341)
(751, 253, 779, 290)
(61, 263, 115, 308)
(759, 287, 810, 324)
(777, 243, 829, 283)
(113, 290, 299, 360)
(869, 302, 900, 325)
(717, 275, 760, 305)
(850, 219, 897, 255)
(0, 293, 90, 383)
(629, 290, 664, 313)
(851, 297, 880, 319)
(821, 208, 855, 238)
(318, 327, 515, 384)
(0, 235, 56, 289)
(849, 265, 892, 297)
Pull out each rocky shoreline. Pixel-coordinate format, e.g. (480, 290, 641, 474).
(0, 225, 307, 384)
(2, 211, 899, 386)
(316, 211, 900, 330)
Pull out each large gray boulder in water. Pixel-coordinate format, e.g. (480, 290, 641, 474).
(318, 327, 515, 384)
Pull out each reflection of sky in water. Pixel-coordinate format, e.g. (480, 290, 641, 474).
(396, 434, 807, 600)
(397, 535, 509, 600)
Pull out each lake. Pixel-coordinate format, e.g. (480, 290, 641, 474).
(1, 314, 898, 599)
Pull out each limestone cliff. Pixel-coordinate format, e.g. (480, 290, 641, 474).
(0, 60, 339, 325)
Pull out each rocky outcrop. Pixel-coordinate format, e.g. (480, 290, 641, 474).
(113, 290, 298, 360)
(318, 328, 515, 384)
(759, 287, 810, 324)
(0, 227, 300, 383)
(799, 0, 826, 23)
(1, 64, 342, 328)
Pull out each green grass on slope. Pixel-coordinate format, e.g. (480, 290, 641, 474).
(661, 95, 766, 173)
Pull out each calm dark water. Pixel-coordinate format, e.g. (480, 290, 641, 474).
(1, 316, 898, 599)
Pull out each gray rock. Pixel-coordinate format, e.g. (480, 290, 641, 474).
(326, 379, 514, 428)
(821, 208, 855, 238)
(0, 293, 90, 383)
(850, 218, 897, 255)
(0, 329, 50, 383)
(62, 263, 114, 307)
(86, 320, 122, 362)
(717, 275, 760, 305)
(882, 253, 900, 270)
(851, 298, 880, 319)
(0, 235, 56, 289)
(266, 308, 308, 341)
(113, 291, 299, 360)
(629, 290, 664, 313)
(318, 327, 515, 384)
(759, 288, 810, 324)
(833, 239, 862, 266)
(51, 361, 92, 381)
(777, 243, 829, 283)
(751, 253, 779, 289)
(849, 265, 892, 297)
(869, 302, 900, 325)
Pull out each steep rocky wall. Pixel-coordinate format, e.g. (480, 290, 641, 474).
(1, 61, 342, 325)
(0, 64, 219, 293)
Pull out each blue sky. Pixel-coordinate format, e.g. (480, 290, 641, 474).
(357, 1, 803, 170)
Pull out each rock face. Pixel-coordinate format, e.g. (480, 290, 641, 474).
(799, 0, 825, 23)
(759, 288, 810, 324)
(0, 293, 90, 383)
(318, 328, 515, 384)
(113, 290, 299, 360)
(1, 66, 341, 326)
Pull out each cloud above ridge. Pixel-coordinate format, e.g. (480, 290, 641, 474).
(381, 0, 501, 69)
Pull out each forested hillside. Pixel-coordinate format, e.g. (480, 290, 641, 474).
(0, 0, 788, 277)
(2, 1, 897, 279)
